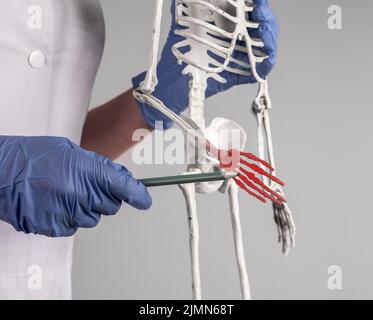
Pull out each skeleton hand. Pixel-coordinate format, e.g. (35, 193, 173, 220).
(219, 149, 286, 206)
(132, 0, 279, 129)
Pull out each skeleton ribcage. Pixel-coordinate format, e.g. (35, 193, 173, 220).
(172, 0, 268, 80)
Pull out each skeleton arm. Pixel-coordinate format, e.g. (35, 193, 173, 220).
(141, 0, 164, 94)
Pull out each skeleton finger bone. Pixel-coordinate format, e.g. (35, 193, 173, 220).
(240, 151, 274, 171)
(238, 171, 286, 205)
(233, 177, 267, 203)
(240, 159, 285, 187)
(239, 170, 286, 203)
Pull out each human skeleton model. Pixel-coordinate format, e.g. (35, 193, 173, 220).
(134, 0, 296, 300)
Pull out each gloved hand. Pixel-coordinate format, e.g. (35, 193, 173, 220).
(133, 0, 279, 129)
(0, 136, 152, 237)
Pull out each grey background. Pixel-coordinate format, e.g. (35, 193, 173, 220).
(72, 0, 373, 299)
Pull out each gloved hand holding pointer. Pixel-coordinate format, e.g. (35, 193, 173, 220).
(0, 136, 152, 237)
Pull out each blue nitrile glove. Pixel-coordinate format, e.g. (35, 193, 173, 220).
(0, 136, 152, 237)
(133, 0, 279, 129)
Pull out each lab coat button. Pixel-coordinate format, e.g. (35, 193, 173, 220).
(28, 50, 46, 69)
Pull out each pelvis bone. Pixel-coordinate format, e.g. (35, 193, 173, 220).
(186, 117, 246, 194)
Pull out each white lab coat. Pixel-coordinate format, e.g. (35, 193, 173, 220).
(0, 0, 105, 299)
